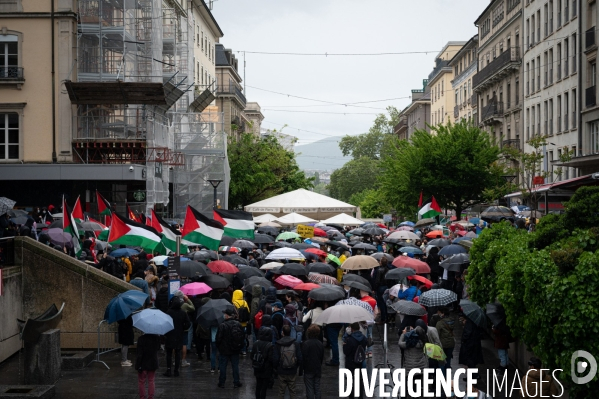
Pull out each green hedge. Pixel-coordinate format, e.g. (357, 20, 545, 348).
(467, 187, 599, 398)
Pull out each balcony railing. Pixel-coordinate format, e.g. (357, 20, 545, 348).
(502, 139, 520, 150)
(586, 27, 596, 49)
(480, 101, 504, 123)
(454, 105, 459, 119)
(471, 93, 478, 107)
(586, 86, 596, 108)
(217, 83, 247, 107)
(473, 47, 520, 89)
(0, 66, 24, 80)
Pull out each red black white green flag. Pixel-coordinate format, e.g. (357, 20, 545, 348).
(108, 212, 161, 253)
(182, 205, 224, 250)
(213, 209, 254, 239)
(62, 196, 82, 257)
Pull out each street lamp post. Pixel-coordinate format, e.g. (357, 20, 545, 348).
(207, 179, 222, 209)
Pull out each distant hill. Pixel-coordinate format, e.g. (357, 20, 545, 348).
(294, 137, 351, 171)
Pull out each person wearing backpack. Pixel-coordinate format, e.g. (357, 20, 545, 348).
(251, 327, 275, 399)
(232, 289, 251, 355)
(164, 297, 191, 377)
(215, 308, 244, 388)
(250, 284, 264, 343)
(399, 325, 428, 392)
(283, 304, 303, 343)
(301, 324, 324, 399)
(342, 322, 367, 398)
(273, 325, 303, 399)
(270, 301, 285, 337)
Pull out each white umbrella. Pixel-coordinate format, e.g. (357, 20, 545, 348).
(314, 304, 374, 325)
(319, 213, 365, 226)
(259, 221, 282, 228)
(388, 231, 420, 241)
(152, 255, 168, 265)
(253, 213, 279, 224)
(265, 248, 305, 260)
(260, 261, 284, 270)
(132, 309, 174, 335)
(274, 212, 317, 226)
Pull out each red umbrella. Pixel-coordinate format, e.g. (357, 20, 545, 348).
(407, 275, 433, 289)
(207, 260, 239, 274)
(377, 223, 387, 229)
(450, 223, 465, 231)
(456, 230, 467, 237)
(293, 282, 321, 291)
(426, 230, 445, 239)
(392, 256, 431, 274)
(305, 248, 327, 257)
(313, 228, 328, 237)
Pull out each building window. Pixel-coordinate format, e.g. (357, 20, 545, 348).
(591, 121, 599, 154)
(442, 80, 444, 96)
(526, 19, 530, 48)
(532, 106, 535, 136)
(544, 100, 548, 135)
(527, 107, 530, 139)
(537, 104, 541, 135)
(564, 38, 569, 75)
(0, 35, 19, 78)
(537, 56, 541, 91)
(0, 112, 18, 160)
(201, 32, 204, 51)
(557, 95, 562, 132)
(531, 15, 535, 45)
(526, 62, 530, 95)
(557, 43, 562, 80)
(531, 60, 535, 92)
(549, 49, 554, 84)
(564, 92, 569, 130)
(572, 89, 577, 128)
(515, 78, 520, 104)
(544, 51, 548, 86)
(549, 98, 554, 134)
(493, 2, 505, 27)
(537, 10, 541, 42)
(572, 33, 577, 72)
(572, 0, 576, 17)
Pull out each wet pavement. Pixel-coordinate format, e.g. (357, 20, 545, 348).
(0, 323, 520, 398)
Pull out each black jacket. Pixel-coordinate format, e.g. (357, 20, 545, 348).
(343, 331, 367, 369)
(459, 319, 484, 368)
(117, 315, 135, 346)
(154, 286, 169, 313)
(273, 336, 302, 376)
(164, 301, 190, 349)
(301, 338, 324, 376)
(252, 327, 275, 378)
(135, 334, 161, 371)
(216, 318, 243, 356)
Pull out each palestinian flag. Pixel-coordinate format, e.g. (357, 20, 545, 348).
(181, 205, 224, 250)
(418, 196, 442, 219)
(96, 191, 111, 216)
(213, 209, 255, 239)
(151, 209, 187, 254)
(108, 212, 161, 252)
(72, 196, 85, 223)
(126, 202, 138, 222)
(62, 196, 81, 257)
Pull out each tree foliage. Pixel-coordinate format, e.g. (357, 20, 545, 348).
(339, 106, 400, 160)
(328, 157, 380, 203)
(378, 120, 504, 219)
(227, 133, 313, 209)
(348, 189, 392, 218)
(468, 188, 599, 397)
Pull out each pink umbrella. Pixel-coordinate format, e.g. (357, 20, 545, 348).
(275, 275, 302, 288)
(397, 226, 414, 231)
(179, 282, 212, 296)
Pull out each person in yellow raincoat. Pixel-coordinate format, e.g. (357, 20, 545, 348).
(232, 289, 250, 355)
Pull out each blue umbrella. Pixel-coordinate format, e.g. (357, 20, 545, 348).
(110, 248, 139, 258)
(132, 309, 174, 335)
(438, 244, 468, 257)
(469, 217, 481, 225)
(452, 237, 473, 244)
(401, 246, 423, 255)
(104, 290, 148, 324)
(399, 221, 415, 227)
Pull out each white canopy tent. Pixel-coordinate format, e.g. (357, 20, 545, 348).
(253, 213, 278, 224)
(274, 212, 317, 226)
(319, 213, 364, 226)
(244, 188, 356, 220)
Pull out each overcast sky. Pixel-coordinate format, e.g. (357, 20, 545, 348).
(211, 1, 483, 147)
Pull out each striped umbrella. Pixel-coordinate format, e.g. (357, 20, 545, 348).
(308, 272, 340, 285)
(419, 289, 457, 307)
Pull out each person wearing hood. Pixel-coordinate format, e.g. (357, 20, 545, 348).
(273, 325, 303, 399)
(220, 291, 233, 304)
(342, 322, 367, 398)
(260, 314, 279, 344)
(164, 297, 190, 377)
(251, 326, 275, 399)
(154, 280, 169, 313)
(426, 246, 441, 284)
(399, 324, 429, 392)
(129, 270, 150, 306)
(232, 289, 250, 355)
(259, 286, 277, 313)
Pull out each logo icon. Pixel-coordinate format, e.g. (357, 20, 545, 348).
(571, 350, 597, 385)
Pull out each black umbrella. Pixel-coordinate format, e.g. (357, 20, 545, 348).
(222, 255, 249, 266)
(362, 227, 386, 236)
(486, 302, 506, 326)
(326, 240, 350, 251)
(428, 238, 451, 248)
(327, 230, 345, 240)
(341, 274, 372, 290)
(343, 280, 372, 293)
(291, 243, 315, 250)
(438, 244, 468, 257)
(414, 218, 436, 228)
(351, 243, 378, 251)
(196, 299, 235, 328)
(272, 241, 292, 248)
(481, 206, 515, 223)
(189, 250, 219, 262)
(232, 240, 256, 249)
(391, 301, 427, 316)
(382, 238, 410, 247)
(371, 253, 394, 262)
(10, 215, 29, 225)
(325, 224, 344, 232)
(274, 263, 307, 276)
(440, 253, 470, 272)
(308, 285, 346, 301)
(300, 251, 319, 262)
(348, 228, 364, 236)
(237, 266, 264, 280)
(179, 260, 212, 277)
(385, 267, 416, 280)
(242, 276, 272, 292)
(460, 299, 486, 328)
(219, 236, 236, 247)
(307, 262, 336, 274)
(257, 226, 279, 235)
(252, 233, 275, 244)
(201, 275, 231, 290)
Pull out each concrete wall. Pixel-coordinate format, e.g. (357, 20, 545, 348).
(0, 237, 136, 361)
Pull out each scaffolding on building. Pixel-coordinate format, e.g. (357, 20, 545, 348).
(73, 0, 229, 217)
